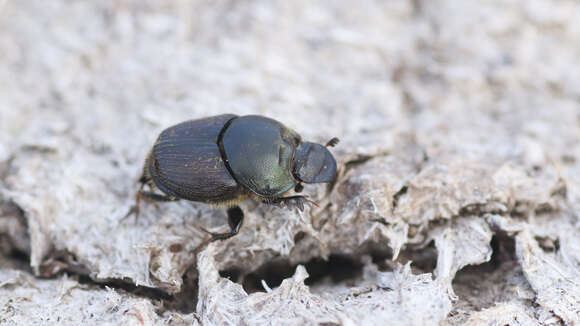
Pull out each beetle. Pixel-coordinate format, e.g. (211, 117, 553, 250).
(133, 114, 339, 241)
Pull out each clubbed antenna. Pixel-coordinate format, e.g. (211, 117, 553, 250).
(325, 137, 340, 147)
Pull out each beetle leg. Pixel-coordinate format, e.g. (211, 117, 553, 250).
(123, 182, 147, 220)
(124, 190, 179, 221)
(270, 196, 319, 211)
(140, 191, 179, 202)
(198, 206, 244, 241)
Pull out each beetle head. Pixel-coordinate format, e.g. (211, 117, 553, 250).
(293, 142, 337, 184)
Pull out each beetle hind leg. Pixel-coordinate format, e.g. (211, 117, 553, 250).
(123, 181, 146, 220)
(140, 191, 179, 202)
(199, 206, 244, 241)
(124, 180, 178, 221)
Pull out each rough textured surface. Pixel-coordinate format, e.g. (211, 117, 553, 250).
(197, 244, 451, 326)
(0, 256, 196, 326)
(1, 0, 580, 325)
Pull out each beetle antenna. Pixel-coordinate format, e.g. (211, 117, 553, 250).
(325, 137, 340, 147)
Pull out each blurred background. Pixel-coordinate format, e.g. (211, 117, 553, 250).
(2, 0, 577, 160)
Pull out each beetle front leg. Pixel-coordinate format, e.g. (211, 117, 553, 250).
(268, 196, 318, 211)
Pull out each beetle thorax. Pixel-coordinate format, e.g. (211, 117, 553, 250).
(219, 115, 298, 198)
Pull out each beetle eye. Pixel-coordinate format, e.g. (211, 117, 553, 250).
(293, 142, 337, 184)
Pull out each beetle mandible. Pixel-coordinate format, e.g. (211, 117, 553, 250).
(134, 114, 339, 241)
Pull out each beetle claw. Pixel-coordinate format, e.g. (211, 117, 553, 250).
(196, 225, 213, 236)
(195, 225, 225, 241)
(195, 206, 244, 242)
(305, 197, 319, 208)
(122, 205, 138, 221)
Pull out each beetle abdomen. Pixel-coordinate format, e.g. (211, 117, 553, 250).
(220, 115, 298, 198)
(149, 114, 242, 203)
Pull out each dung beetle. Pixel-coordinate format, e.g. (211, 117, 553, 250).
(134, 114, 339, 241)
